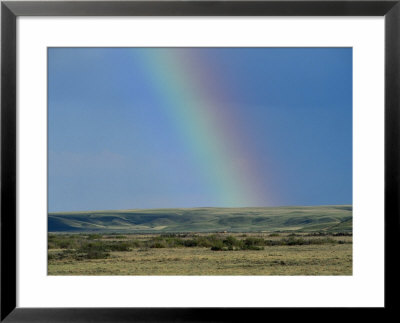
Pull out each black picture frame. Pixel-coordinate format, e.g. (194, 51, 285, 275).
(1, 0, 399, 321)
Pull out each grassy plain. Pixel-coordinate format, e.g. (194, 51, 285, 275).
(48, 205, 352, 233)
(48, 232, 352, 275)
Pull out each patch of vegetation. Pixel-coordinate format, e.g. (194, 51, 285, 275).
(87, 234, 103, 240)
(332, 232, 352, 236)
(48, 232, 351, 257)
(210, 240, 226, 251)
(48, 249, 76, 261)
(76, 244, 110, 260)
(48, 234, 81, 249)
(305, 232, 328, 237)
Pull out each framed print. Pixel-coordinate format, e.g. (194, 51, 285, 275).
(44, 45, 353, 277)
(1, 0, 399, 321)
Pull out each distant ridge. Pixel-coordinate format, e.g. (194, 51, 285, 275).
(48, 205, 352, 233)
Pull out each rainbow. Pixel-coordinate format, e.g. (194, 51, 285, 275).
(135, 48, 274, 207)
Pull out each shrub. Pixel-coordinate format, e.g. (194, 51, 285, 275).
(48, 236, 80, 249)
(243, 237, 264, 247)
(264, 239, 281, 246)
(285, 237, 305, 245)
(83, 249, 110, 259)
(87, 234, 103, 240)
(196, 237, 214, 248)
(332, 232, 352, 237)
(48, 249, 76, 260)
(108, 242, 131, 251)
(172, 237, 186, 247)
(223, 236, 241, 248)
(129, 240, 141, 248)
(58, 240, 72, 249)
(183, 239, 198, 247)
(150, 241, 166, 248)
(210, 240, 225, 251)
(77, 240, 132, 253)
(75, 242, 110, 259)
(305, 232, 327, 237)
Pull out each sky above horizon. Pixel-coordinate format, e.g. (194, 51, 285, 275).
(48, 47, 352, 212)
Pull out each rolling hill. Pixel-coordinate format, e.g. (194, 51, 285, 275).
(48, 205, 352, 233)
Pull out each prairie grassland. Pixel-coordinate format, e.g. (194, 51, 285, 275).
(48, 205, 352, 233)
(48, 232, 352, 275)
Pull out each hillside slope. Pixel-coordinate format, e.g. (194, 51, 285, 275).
(48, 205, 352, 233)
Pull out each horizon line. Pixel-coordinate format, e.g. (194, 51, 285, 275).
(48, 203, 353, 214)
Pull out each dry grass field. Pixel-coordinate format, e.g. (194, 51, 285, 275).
(48, 232, 352, 275)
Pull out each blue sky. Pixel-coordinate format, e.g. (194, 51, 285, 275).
(48, 48, 352, 212)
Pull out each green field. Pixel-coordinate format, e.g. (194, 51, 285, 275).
(49, 205, 352, 233)
(48, 205, 352, 275)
